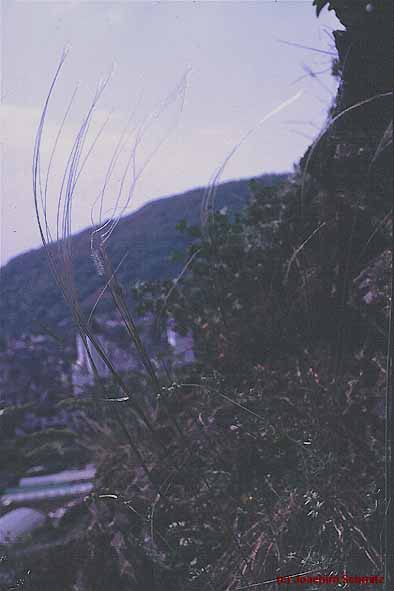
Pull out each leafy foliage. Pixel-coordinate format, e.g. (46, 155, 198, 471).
(133, 180, 299, 374)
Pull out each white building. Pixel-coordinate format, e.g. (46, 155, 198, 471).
(0, 507, 47, 544)
(71, 317, 195, 395)
(72, 334, 110, 394)
(166, 319, 195, 365)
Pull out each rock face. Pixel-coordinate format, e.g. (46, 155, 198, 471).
(295, 0, 392, 364)
(353, 248, 391, 326)
(334, 1, 392, 297)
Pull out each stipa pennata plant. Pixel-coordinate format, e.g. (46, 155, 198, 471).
(33, 49, 189, 404)
(32, 50, 198, 524)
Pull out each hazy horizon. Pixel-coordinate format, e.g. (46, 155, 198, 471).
(2, 171, 289, 266)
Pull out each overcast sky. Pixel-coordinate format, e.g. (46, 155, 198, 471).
(0, 0, 340, 265)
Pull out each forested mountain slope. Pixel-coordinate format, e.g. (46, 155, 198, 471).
(0, 174, 286, 340)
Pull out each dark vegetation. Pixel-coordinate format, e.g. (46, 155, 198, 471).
(0, 176, 284, 339)
(1, 1, 392, 589)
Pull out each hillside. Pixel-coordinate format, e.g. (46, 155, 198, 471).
(0, 174, 286, 340)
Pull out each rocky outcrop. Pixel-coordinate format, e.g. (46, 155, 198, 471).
(290, 0, 392, 365)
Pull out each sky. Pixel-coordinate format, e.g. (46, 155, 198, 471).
(0, 0, 341, 265)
